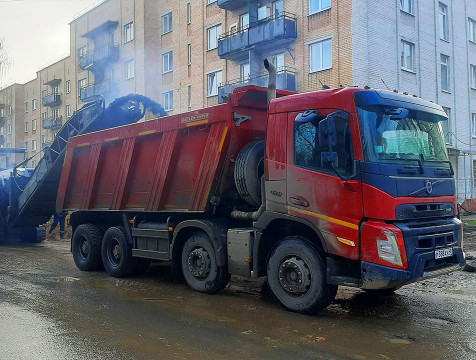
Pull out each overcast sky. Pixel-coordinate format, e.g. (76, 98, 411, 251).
(0, 0, 99, 87)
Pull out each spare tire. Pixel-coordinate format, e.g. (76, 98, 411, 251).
(234, 140, 265, 208)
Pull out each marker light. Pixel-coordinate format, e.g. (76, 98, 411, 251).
(377, 231, 403, 266)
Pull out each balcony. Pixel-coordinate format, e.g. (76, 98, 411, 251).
(79, 44, 120, 71)
(217, 0, 247, 10)
(218, 68, 297, 103)
(0, 135, 4, 145)
(80, 80, 113, 102)
(218, 12, 297, 61)
(43, 116, 62, 130)
(42, 94, 62, 107)
(0, 116, 5, 127)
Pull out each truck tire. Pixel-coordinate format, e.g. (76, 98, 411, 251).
(234, 140, 265, 208)
(101, 226, 138, 278)
(181, 231, 230, 294)
(72, 224, 103, 271)
(267, 237, 337, 314)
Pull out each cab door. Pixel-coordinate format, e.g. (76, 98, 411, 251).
(286, 109, 363, 260)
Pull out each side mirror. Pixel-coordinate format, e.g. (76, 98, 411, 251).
(319, 116, 337, 147)
(321, 151, 338, 168)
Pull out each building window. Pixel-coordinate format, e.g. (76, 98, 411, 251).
(25, 102, 28, 113)
(163, 90, 173, 111)
(187, 85, 192, 108)
(42, 134, 47, 145)
(470, 18, 476, 43)
(32, 119, 37, 131)
(400, 0, 413, 14)
(162, 51, 173, 73)
(53, 108, 60, 119)
(66, 104, 71, 118)
(240, 62, 250, 82)
(207, 70, 222, 97)
(471, 65, 476, 89)
(7, 124, 11, 135)
(124, 22, 134, 43)
(41, 111, 47, 120)
(273, 53, 285, 71)
(78, 78, 86, 98)
(309, 0, 331, 15)
(187, 44, 192, 65)
(124, 59, 135, 80)
(162, 12, 172, 34)
(439, 3, 448, 41)
(401, 40, 415, 72)
(187, 3, 192, 24)
(24, 121, 29, 132)
(258, 5, 271, 20)
(7, 106, 11, 116)
(207, 24, 222, 50)
(440, 54, 450, 91)
(78, 46, 86, 59)
(240, 13, 249, 31)
(273, 0, 283, 18)
(207, 0, 217, 4)
(442, 107, 451, 144)
(32, 99, 37, 110)
(32, 139, 37, 152)
(309, 38, 332, 72)
(42, 89, 47, 98)
(66, 80, 71, 94)
(472, 113, 476, 138)
(24, 141, 28, 150)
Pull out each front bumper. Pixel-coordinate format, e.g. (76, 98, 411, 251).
(361, 246, 465, 289)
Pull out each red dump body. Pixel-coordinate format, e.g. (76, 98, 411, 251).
(57, 86, 290, 213)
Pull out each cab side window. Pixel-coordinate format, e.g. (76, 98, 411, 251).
(294, 110, 354, 176)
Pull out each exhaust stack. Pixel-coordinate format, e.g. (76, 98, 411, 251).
(264, 59, 276, 105)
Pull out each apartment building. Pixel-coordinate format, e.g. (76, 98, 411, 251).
(1, 0, 476, 202)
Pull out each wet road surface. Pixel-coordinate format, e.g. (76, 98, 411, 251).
(1, 238, 475, 360)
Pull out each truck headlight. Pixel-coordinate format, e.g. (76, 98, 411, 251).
(377, 231, 403, 266)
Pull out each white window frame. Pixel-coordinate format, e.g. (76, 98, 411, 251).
(32, 139, 37, 152)
(24, 102, 28, 113)
(78, 78, 86, 98)
(162, 51, 173, 73)
(66, 104, 71, 118)
(207, 0, 217, 4)
(400, 0, 413, 14)
(24, 121, 29, 133)
(187, 44, 192, 65)
(207, 70, 222, 97)
(32, 119, 37, 131)
(124, 59, 135, 80)
(32, 99, 37, 111)
(162, 12, 173, 34)
(472, 113, 476, 138)
(309, 37, 333, 73)
(7, 124, 11, 135)
(53, 108, 60, 119)
(240, 13, 249, 31)
(124, 22, 134, 43)
(66, 80, 71, 94)
(207, 24, 222, 50)
(471, 65, 476, 89)
(400, 40, 415, 72)
(187, 3, 192, 24)
(162, 90, 174, 111)
(440, 54, 450, 92)
(187, 84, 192, 108)
(439, 3, 448, 41)
(309, 0, 331, 15)
(240, 62, 250, 83)
(469, 18, 476, 43)
(7, 106, 11, 116)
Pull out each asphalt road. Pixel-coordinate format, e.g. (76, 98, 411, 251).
(0, 238, 475, 360)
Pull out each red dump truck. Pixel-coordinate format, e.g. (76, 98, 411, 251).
(59, 62, 465, 313)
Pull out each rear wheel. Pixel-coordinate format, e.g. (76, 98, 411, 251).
(101, 226, 138, 278)
(181, 232, 230, 294)
(72, 224, 103, 271)
(267, 237, 337, 314)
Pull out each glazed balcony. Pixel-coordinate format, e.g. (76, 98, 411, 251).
(218, 68, 297, 103)
(79, 44, 119, 71)
(42, 94, 62, 107)
(218, 12, 297, 61)
(80, 80, 112, 102)
(217, 0, 247, 11)
(0, 116, 5, 127)
(0, 135, 5, 145)
(42, 116, 62, 130)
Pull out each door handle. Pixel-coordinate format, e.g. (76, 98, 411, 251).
(290, 197, 309, 207)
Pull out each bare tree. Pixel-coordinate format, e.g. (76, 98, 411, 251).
(0, 38, 11, 87)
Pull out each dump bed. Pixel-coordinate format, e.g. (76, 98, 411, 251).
(57, 86, 280, 213)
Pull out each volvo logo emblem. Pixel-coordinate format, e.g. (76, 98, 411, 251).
(425, 180, 433, 194)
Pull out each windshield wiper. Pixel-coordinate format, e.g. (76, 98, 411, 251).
(378, 156, 424, 174)
(418, 155, 454, 175)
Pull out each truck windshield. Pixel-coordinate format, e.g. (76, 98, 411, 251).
(357, 105, 449, 165)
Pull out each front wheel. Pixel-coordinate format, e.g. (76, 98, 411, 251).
(181, 232, 230, 294)
(267, 237, 337, 314)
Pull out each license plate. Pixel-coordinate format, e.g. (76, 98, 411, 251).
(435, 247, 453, 259)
